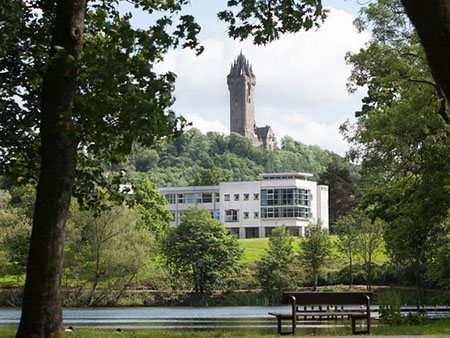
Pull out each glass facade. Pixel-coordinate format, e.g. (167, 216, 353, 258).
(261, 188, 311, 219)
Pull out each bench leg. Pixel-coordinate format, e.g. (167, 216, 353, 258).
(351, 315, 370, 335)
(275, 316, 294, 335)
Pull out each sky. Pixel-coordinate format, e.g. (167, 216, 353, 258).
(125, 1, 371, 156)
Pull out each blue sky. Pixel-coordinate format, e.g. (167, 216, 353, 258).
(124, 1, 371, 155)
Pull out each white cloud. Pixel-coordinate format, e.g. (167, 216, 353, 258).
(267, 110, 349, 156)
(154, 7, 370, 155)
(184, 113, 229, 135)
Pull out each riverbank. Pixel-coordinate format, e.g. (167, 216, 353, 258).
(1, 286, 449, 308)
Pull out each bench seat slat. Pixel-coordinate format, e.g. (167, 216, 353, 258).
(269, 311, 367, 318)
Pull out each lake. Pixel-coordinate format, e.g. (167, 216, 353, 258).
(0, 306, 353, 334)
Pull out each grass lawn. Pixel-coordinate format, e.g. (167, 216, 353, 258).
(238, 236, 389, 264)
(2, 320, 450, 337)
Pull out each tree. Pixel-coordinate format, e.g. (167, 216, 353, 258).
(319, 161, 361, 232)
(64, 202, 153, 306)
(134, 149, 160, 172)
(257, 225, 295, 293)
(163, 207, 241, 296)
(299, 221, 332, 290)
(0, 191, 32, 278)
(191, 168, 231, 186)
(343, 0, 449, 293)
(133, 178, 173, 241)
(356, 214, 384, 291)
(334, 215, 360, 289)
(1, 1, 201, 335)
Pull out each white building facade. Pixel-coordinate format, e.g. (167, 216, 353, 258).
(159, 173, 328, 238)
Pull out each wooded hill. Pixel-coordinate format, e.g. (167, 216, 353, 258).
(116, 128, 343, 187)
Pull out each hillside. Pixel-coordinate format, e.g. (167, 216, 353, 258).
(116, 128, 343, 187)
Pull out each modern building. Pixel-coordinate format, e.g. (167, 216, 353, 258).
(227, 52, 275, 150)
(159, 172, 328, 238)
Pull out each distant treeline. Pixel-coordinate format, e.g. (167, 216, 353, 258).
(112, 128, 344, 187)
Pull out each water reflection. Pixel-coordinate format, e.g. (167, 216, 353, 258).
(0, 306, 357, 334)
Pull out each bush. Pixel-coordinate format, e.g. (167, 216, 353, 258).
(379, 288, 403, 325)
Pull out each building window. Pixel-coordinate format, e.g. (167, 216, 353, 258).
(202, 193, 212, 203)
(244, 212, 249, 219)
(166, 194, 176, 204)
(245, 227, 259, 239)
(214, 210, 220, 220)
(224, 194, 230, 201)
(195, 193, 202, 204)
(225, 209, 238, 222)
(184, 193, 195, 204)
(253, 193, 259, 200)
(244, 193, 249, 201)
(177, 194, 184, 204)
(215, 193, 220, 203)
(234, 194, 240, 201)
(254, 211, 259, 219)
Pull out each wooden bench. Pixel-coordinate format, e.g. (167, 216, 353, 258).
(269, 291, 373, 335)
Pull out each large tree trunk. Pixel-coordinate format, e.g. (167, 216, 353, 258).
(401, 0, 450, 103)
(16, 1, 86, 337)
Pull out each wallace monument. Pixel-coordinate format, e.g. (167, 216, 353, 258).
(227, 52, 275, 150)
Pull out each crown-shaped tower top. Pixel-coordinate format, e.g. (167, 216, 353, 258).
(229, 51, 255, 77)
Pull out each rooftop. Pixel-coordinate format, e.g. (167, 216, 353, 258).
(260, 172, 314, 180)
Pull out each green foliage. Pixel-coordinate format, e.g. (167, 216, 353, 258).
(120, 129, 341, 187)
(133, 178, 173, 240)
(334, 215, 360, 288)
(257, 225, 295, 293)
(379, 288, 403, 325)
(436, 239, 450, 289)
(218, 0, 328, 45)
(191, 168, 232, 186)
(379, 288, 428, 326)
(0, 190, 32, 277)
(319, 161, 361, 231)
(299, 221, 332, 290)
(163, 207, 242, 296)
(0, 0, 204, 210)
(64, 203, 154, 306)
(356, 213, 385, 291)
(342, 0, 450, 297)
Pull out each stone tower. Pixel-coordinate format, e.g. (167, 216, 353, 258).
(227, 52, 257, 140)
(227, 52, 275, 150)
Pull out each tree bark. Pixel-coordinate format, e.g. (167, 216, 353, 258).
(16, 1, 86, 337)
(401, 0, 450, 103)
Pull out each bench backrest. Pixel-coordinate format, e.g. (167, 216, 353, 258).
(281, 292, 373, 306)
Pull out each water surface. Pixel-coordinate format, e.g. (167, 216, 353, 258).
(0, 306, 352, 334)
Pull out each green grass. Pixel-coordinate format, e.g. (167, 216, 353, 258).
(2, 320, 450, 337)
(238, 236, 389, 264)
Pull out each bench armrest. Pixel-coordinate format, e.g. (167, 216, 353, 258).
(363, 295, 371, 313)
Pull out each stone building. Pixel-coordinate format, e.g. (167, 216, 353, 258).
(227, 52, 275, 150)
